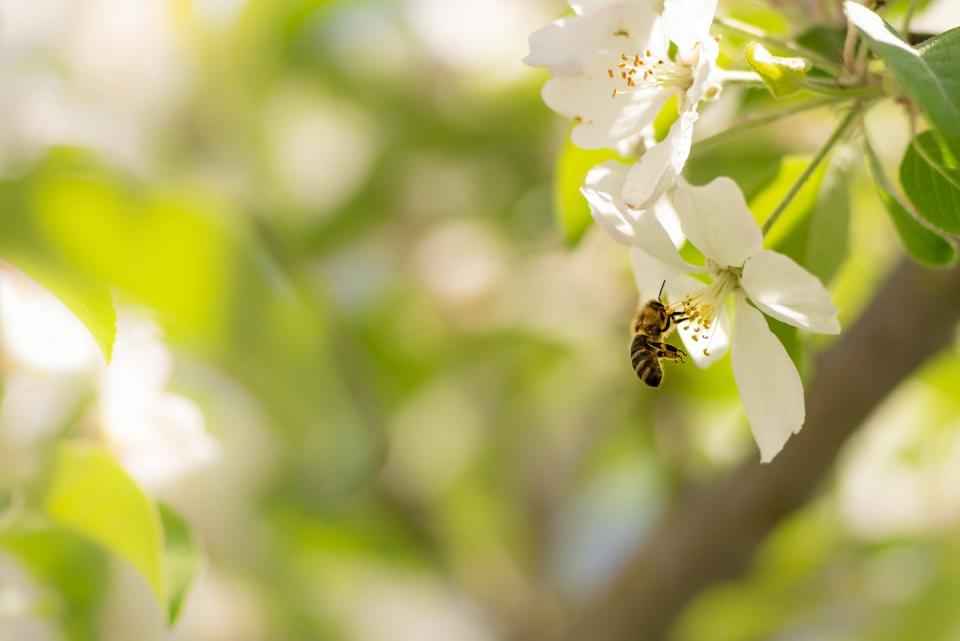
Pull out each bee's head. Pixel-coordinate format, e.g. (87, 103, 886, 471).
(635, 300, 670, 335)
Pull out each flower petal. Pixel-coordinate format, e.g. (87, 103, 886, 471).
(526, 3, 660, 75)
(652, 195, 685, 248)
(544, 69, 668, 149)
(583, 162, 694, 271)
(662, 0, 717, 53)
(621, 109, 697, 209)
(570, 0, 630, 14)
(673, 176, 763, 268)
(741, 249, 841, 334)
(668, 275, 730, 367)
(629, 246, 683, 303)
(732, 295, 805, 463)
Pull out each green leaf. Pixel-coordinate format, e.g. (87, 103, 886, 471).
(553, 138, 620, 246)
(899, 130, 960, 235)
(750, 154, 828, 252)
(653, 94, 680, 143)
(159, 503, 199, 624)
(846, 3, 960, 160)
(1, 527, 110, 641)
(804, 160, 852, 284)
(44, 443, 166, 611)
(745, 42, 812, 98)
(865, 138, 957, 266)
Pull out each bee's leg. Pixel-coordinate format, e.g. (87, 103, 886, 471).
(649, 341, 683, 363)
(660, 342, 686, 364)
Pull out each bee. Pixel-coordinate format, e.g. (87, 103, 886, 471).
(630, 283, 687, 388)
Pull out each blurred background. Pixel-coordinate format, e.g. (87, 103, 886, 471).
(0, 0, 959, 640)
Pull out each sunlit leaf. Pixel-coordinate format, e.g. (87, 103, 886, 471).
(653, 94, 680, 143)
(865, 139, 957, 266)
(0, 224, 116, 364)
(846, 3, 960, 159)
(44, 443, 166, 610)
(553, 138, 620, 246)
(159, 503, 199, 624)
(899, 130, 960, 235)
(804, 159, 852, 284)
(750, 154, 828, 251)
(1, 527, 109, 641)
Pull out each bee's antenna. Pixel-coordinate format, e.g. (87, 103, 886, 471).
(658, 280, 666, 302)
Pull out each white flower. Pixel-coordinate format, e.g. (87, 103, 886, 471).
(525, 0, 719, 156)
(99, 317, 219, 491)
(587, 172, 840, 462)
(0, 266, 100, 374)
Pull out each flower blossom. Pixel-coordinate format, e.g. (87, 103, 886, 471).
(585, 169, 840, 462)
(526, 0, 720, 208)
(100, 316, 220, 492)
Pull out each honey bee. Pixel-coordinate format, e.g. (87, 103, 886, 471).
(630, 284, 687, 388)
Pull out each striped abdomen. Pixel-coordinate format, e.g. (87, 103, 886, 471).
(630, 334, 663, 388)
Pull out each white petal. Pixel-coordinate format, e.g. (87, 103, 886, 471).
(621, 109, 697, 209)
(673, 176, 763, 268)
(662, 0, 718, 52)
(105, 393, 220, 491)
(732, 295, 805, 463)
(544, 69, 668, 149)
(683, 46, 719, 107)
(525, 18, 592, 74)
(741, 250, 841, 334)
(653, 195, 685, 248)
(582, 161, 694, 271)
(629, 247, 683, 302)
(526, 3, 660, 75)
(668, 275, 730, 367)
(571, 0, 630, 14)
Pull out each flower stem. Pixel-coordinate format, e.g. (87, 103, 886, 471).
(902, 0, 923, 38)
(762, 105, 862, 235)
(800, 78, 881, 98)
(713, 17, 844, 76)
(692, 96, 848, 152)
(714, 69, 765, 85)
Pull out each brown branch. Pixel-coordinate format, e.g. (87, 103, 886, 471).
(568, 258, 960, 641)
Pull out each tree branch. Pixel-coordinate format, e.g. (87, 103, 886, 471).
(568, 259, 960, 641)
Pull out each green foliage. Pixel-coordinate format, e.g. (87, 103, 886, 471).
(745, 42, 812, 98)
(750, 154, 828, 250)
(44, 443, 166, 610)
(159, 503, 199, 624)
(553, 138, 621, 246)
(1, 528, 109, 641)
(0, 211, 116, 363)
(804, 160, 852, 284)
(900, 130, 960, 235)
(654, 95, 680, 143)
(865, 139, 957, 267)
(848, 6, 960, 159)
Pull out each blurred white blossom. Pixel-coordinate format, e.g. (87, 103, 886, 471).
(100, 317, 220, 492)
(0, 267, 100, 374)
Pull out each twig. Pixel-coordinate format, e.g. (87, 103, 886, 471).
(762, 105, 861, 235)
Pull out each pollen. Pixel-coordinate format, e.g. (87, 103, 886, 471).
(607, 48, 694, 99)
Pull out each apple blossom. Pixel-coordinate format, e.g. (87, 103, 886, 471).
(100, 316, 220, 492)
(525, 0, 719, 155)
(586, 172, 840, 462)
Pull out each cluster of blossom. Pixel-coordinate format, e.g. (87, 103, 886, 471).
(526, 0, 840, 462)
(0, 266, 219, 492)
